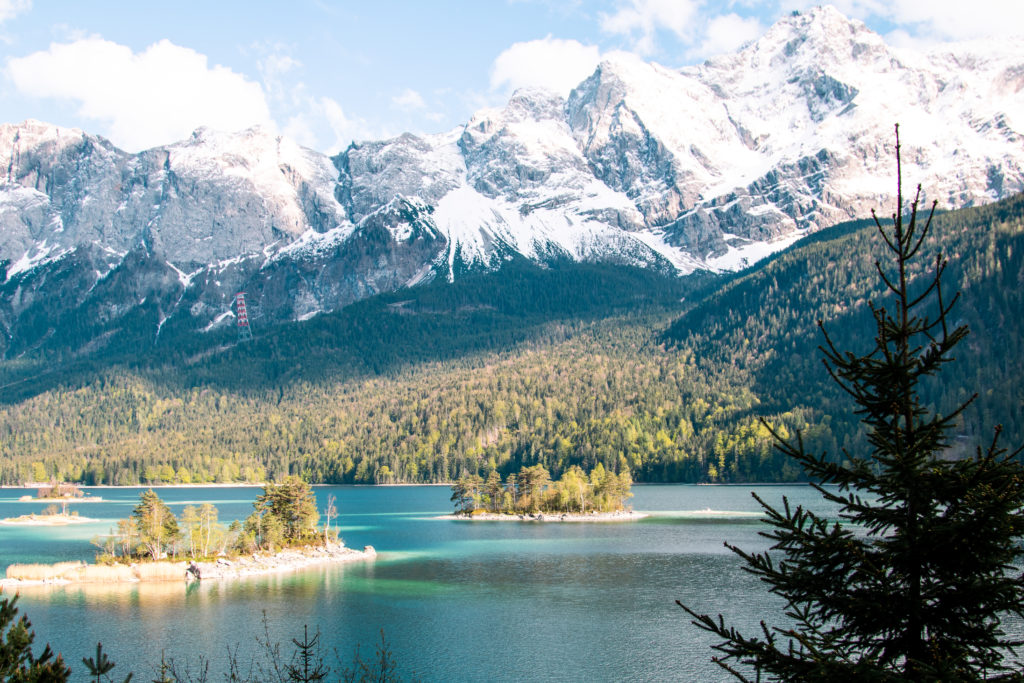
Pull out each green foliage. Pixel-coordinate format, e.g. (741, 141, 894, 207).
(0, 260, 688, 394)
(0, 594, 71, 681)
(680, 131, 1024, 681)
(131, 489, 180, 560)
(666, 190, 1024, 464)
(451, 463, 633, 515)
(244, 476, 320, 549)
(150, 653, 173, 683)
(81, 643, 131, 683)
(285, 626, 329, 682)
(0, 311, 806, 485)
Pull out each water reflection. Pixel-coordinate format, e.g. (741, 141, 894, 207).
(11, 579, 191, 607)
(6, 484, 845, 682)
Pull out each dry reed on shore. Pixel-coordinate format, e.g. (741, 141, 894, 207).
(5, 561, 84, 581)
(6, 560, 188, 583)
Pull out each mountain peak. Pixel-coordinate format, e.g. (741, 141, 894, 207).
(0, 119, 94, 153)
(182, 124, 285, 150)
(505, 88, 566, 121)
(790, 4, 868, 29)
(759, 5, 888, 65)
(585, 52, 665, 90)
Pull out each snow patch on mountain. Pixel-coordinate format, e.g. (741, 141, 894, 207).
(269, 221, 355, 264)
(707, 231, 808, 272)
(6, 240, 71, 278)
(0, 6, 1022, 345)
(166, 126, 347, 238)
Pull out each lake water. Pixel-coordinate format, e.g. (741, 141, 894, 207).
(0, 484, 838, 681)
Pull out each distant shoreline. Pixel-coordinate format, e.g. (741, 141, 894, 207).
(438, 510, 648, 522)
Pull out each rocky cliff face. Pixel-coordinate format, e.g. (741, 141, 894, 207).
(0, 6, 1022, 356)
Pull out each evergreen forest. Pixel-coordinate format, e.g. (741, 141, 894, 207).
(450, 462, 633, 515)
(0, 192, 1021, 486)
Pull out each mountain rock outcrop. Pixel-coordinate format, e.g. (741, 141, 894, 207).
(0, 6, 1021, 355)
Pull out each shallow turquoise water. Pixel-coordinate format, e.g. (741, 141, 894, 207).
(1, 484, 837, 681)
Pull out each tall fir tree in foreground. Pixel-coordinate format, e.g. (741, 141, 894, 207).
(680, 127, 1024, 681)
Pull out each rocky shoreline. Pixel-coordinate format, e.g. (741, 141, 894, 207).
(185, 543, 376, 582)
(1, 542, 375, 588)
(438, 510, 648, 522)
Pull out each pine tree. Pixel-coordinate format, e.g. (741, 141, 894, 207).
(132, 489, 180, 561)
(284, 626, 328, 682)
(253, 476, 319, 543)
(0, 594, 72, 681)
(680, 127, 1024, 681)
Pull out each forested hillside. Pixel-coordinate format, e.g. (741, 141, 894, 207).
(667, 192, 1024, 455)
(0, 192, 1021, 485)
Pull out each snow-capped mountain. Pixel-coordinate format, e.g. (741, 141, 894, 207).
(0, 5, 1022, 356)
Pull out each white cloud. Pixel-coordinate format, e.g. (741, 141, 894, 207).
(600, 0, 701, 55)
(251, 43, 374, 152)
(392, 88, 427, 110)
(882, 28, 940, 51)
(0, 0, 30, 24)
(285, 95, 366, 154)
(258, 49, 302, 104)
(885, 0, 1024, 40)
(778, 0, 875, 16)
(782, 0, 1024, 41)
(319, 96, 363, 150)
(490, 36, 601, 96)
(6, 38, 273, 151)
(691, 13, 765, 59)
(282, 113, 318, 149)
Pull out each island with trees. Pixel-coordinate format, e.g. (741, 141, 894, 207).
(1, 476, 373, 587)
(1, 505, 95, 526)
(3, 482, 101, 525)
(444, 463, 644, 521)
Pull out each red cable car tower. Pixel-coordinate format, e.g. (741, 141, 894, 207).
(235, 292, 253, 342)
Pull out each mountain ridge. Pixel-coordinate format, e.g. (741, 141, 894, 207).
(0, 5, 1022, 357)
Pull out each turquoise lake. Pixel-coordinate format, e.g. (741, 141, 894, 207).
(1, 484, 839, 681)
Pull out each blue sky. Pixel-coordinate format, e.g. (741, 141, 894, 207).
(0, 0, 1018, 154)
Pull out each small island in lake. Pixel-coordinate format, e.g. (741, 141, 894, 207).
(1, 511, 97, 526)
(2, 477, 374, 587)
(442, 463, 647, 521)
(2, 499, 97, 525)
(16, 481, 103, 503)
